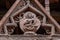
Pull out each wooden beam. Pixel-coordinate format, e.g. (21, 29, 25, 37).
(0, 0, 20, 32)
(34, 0, 60, 32)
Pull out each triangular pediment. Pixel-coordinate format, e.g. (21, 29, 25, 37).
(0, 0, 60, 36)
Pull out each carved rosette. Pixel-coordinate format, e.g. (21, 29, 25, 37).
(20, 12, 41, 34)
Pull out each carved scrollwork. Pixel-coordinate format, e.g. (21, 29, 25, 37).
(2, 0, 56, 35)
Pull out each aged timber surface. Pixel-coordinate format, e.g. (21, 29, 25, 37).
(0, 35, 60, 40)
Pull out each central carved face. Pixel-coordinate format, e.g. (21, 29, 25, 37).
(20, 12, 41, 33)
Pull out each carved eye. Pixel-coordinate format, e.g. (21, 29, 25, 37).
(25, 20, 31, 24)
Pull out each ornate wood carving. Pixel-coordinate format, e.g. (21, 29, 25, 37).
(0, 0, 60, 36)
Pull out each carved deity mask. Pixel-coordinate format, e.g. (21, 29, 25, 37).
(20, 12, 41, 34)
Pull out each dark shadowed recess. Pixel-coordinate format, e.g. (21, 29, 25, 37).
(0, 0, 16, 20)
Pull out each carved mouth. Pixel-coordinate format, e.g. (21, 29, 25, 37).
(25, 26, 34, 31)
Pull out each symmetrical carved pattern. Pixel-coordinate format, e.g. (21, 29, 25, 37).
(0, 0, 60, 37)
(1, 0, 53, 35)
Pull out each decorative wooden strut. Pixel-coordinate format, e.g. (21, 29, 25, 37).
(0, 0, 59, 35)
